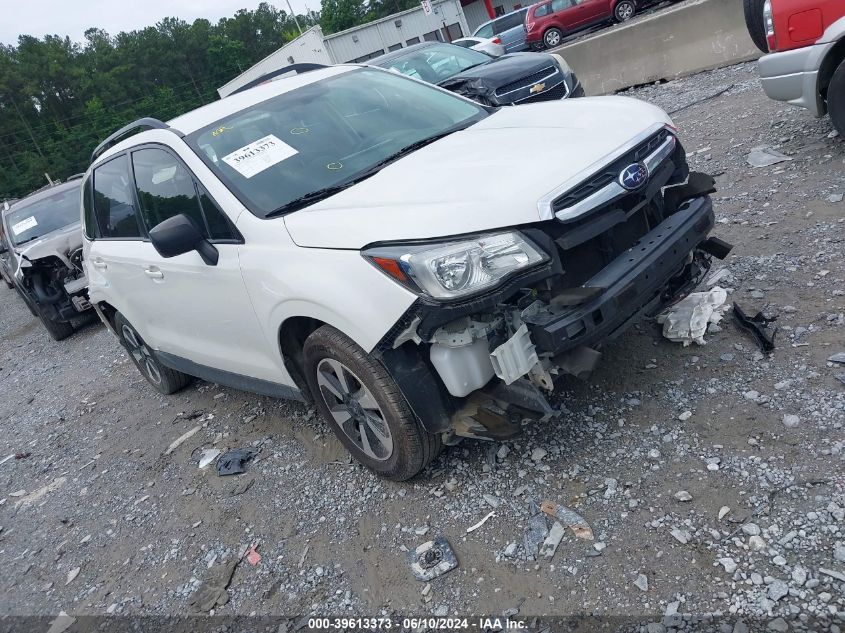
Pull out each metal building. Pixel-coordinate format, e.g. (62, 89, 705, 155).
(218, 0, 471, 98)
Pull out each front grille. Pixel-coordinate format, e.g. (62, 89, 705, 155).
(517, 81, 569, 104)
(495, 66, 557, 96)
(552, 129, 672, 213)
(540, 129, 688, 288)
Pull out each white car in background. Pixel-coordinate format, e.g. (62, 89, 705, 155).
(82, 64, 730, 480)
(452, 36, 506, 57)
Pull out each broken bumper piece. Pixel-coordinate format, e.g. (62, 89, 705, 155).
(524, 195, 718, 356)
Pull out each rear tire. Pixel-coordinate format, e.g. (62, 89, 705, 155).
(614, 0, 636, 22)
(114, 312, 191, 395)
(543, 27, 563, 49)
(827, 58, 845, 137)
(35, 303, 74, 341)
(14, 283, 38, 317)
(303, 325, 441, 481)
(743, 0, 768, 53)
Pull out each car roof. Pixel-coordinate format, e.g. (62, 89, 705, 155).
(3, 180, 81, 217)
(94, 64, 358, 165)
(476, 8, 528, 28)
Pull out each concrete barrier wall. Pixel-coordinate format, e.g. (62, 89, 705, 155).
(556, 0, 763, 95)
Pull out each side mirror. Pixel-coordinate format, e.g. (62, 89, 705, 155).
(149, 214, 218, 266)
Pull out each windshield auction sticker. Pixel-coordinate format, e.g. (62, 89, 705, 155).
(11, 216, 37, 235)
(222, 134, 298, 178)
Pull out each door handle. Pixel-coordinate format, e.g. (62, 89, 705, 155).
(92, 258, 107, 270)
(144, 266, 164, 280)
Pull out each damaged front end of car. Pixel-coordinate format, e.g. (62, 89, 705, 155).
(18, 242, 91, 323)
(368, 126, 733, 444)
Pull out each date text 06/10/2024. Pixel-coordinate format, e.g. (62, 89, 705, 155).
(307, 617, 528, 630)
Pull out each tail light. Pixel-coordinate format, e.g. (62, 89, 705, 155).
(526, 14, 535, 31)
(492, 37, 502, 44)
(763, 0, 776, 52)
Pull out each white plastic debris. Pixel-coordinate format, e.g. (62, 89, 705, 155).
(657, 287, 730, 346)
(198, 448, 222, 470)
(466, 511, 496, 534)
(747, 146, 792, 168)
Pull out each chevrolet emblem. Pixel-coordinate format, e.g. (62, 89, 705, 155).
(529, 82, 545, 94)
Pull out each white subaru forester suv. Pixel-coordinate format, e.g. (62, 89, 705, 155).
(82, 65, 731, 480)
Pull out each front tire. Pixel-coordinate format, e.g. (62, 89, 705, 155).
(543, 28, 563, 49)
(303, 325, 441, 481)
(35, 303, 74, 341)
(114, 312, 191, 395)
(827, 58, 845, 137)
(614, 0, 635, 22)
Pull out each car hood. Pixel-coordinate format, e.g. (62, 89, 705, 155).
(284, 97, 673, 249)
(441, 52, 555, 90)
(17, 222, 83, 270)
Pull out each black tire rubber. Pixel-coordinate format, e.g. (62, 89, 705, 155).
(14, 283, 39, 317)
(114, 312, 191, 395)
(35, 303, 74, 341)
(827, 58, 845, 137)
(570, 84, 586, 98)
(303, 325, 442, 481)
(743, 0, 768, 53)
(543, 28, 563, 49)
(614, 0, 636, 22)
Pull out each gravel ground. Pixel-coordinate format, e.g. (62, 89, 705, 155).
(1, 61, 844, 630)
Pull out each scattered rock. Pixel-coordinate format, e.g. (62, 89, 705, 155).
(674, 490, 693, 502)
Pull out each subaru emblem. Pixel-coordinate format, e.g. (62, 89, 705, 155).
(619, 162, 649, 191)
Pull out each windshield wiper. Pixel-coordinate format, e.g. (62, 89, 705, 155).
(15, 235, 41, 246)
(265, 128, 461, 218)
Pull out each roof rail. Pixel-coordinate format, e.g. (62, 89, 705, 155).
(65, 172, 85, 181)
(229, 64, 328, 96)
(91, 117, 181, 163)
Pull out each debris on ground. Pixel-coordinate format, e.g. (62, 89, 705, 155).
(230, 478, 255, 496)
(829, 352, 845, 363)
(634, 573, 649, 591)
(408, 536, 458, 581)
(14, 477, 66, 510)
(65, 567, 80, 585)
(164, 426, 201, 455)
(657, 287, 730, 346)
(198, 448, 222, 470)
(14, 452, 30, 460)
(539, 521, 566, 559)
(523, 505, 549, 559)
(245, 544, 261, 566)
(732, 302, 778, 352)
(217, 448, 258, 476)
(466, 511, 495, 534)
(540, 501, 594, 540)
(188, 559, 238, 612)
(45, 612, 76, 633)
(747, 145, 792, 167)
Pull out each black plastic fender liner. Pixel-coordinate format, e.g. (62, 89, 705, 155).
(30, 270, 63, 304)
(378, 344, 456, 434)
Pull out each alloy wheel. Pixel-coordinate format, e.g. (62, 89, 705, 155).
(544, 29, 561, 47)
(616, 2, 634, 20)
(316, 358, 394, 461)
(122, 324, 162, 385)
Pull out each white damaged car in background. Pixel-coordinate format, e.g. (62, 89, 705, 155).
(1, 178, 93, 340)
(82, 65, 732, 480)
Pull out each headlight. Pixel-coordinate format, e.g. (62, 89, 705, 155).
(551, 53, 572, 75)
(363, 232, 548, 300)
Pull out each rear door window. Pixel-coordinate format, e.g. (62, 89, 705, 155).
(534, 3, 551, 16)
(494, 11, 526, 32)
(92, 155, 144, 239)
(551, 0, 573, 12)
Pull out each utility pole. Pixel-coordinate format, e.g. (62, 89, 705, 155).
(9, 95, 45, 160)
(285, 0, 304, 35)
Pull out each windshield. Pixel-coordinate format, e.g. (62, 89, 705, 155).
(187, 68, 487, 217)
(376, 44, 491, 83)
(5, 186, 81, 246)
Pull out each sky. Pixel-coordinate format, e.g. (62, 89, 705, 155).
(0, 0, 314, 46)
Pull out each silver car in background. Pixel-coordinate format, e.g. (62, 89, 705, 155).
(452, 36, 506, 57)
(471, 8, 530, 53)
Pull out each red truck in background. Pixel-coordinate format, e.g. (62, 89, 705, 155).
(746, 0, 845, 134)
